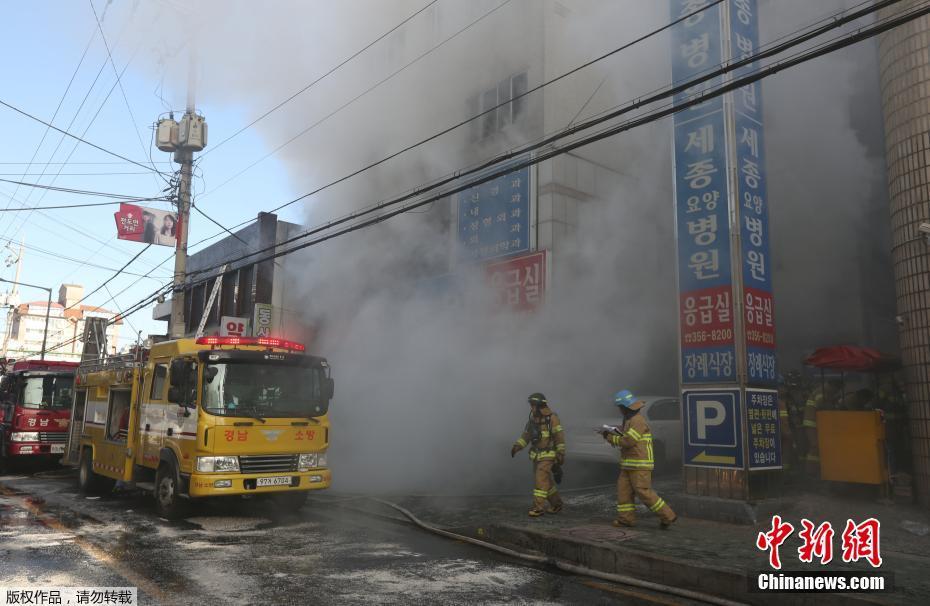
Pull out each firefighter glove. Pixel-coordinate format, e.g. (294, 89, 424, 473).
(511, 445, 519, 457)
(556, 453, 565, 466)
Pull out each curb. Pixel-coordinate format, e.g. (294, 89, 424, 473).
(672, 494, 793, 526)
(481, 523, 891, 606)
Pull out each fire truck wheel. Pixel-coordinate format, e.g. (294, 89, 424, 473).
(78, 449, 113, 495)
(155, 462, 187, 520)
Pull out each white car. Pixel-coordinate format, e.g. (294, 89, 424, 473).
(565, 396, 682, 468)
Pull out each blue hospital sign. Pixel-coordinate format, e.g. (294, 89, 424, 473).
(671, 0, 776, 387)
(683, 389, 743, 469)
(457, 159, 531, 262)
(670, 0, 737, 384)
(730, 0, 778, 386)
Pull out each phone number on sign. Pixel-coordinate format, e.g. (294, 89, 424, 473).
(682, 328, 733, 345)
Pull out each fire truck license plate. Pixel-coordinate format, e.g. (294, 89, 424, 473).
(51, 444, 65, 454)
(256, 476, 292, 487)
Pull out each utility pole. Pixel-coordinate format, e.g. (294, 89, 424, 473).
(160, 86, 206, 338)
(170, 143, 193, 339)
(0, 278, 52, 360)
(1, 242, 23, 357)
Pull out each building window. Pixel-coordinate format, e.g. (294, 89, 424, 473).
(470, 71, 528, 141)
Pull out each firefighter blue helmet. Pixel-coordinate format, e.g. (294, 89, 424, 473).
(614, 390, 636, 408)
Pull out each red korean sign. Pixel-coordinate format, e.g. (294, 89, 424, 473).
(485, 250, 547, 312)
(679, 286, 735, 348)
(114, 203, 180, 248)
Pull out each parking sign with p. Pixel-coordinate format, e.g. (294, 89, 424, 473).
(682, 389, 743, 469)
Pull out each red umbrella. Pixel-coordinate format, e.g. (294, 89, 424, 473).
(804, 346, 901, 373)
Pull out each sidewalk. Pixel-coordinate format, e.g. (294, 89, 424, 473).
(374, 477, 930, 606)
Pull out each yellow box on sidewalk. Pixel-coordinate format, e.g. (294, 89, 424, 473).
(816, 410, 888, 485)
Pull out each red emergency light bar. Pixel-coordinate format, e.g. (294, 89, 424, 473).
(195, 336, 306, 352)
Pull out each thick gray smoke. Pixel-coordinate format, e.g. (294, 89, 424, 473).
(115, 0, 895, 492)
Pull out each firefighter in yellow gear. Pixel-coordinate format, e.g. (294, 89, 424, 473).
(511, 392, 566, 517)
(777, 383, 796, 473)
(603, 390, 677, 529)
(802, 380, 840, 477)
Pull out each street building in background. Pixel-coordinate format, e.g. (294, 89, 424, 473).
(2, 284, 120, 362)
(153, 212, 313, 345)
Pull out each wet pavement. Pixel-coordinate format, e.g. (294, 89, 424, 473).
(0, 469, 706, 605)
(390, 473, 930, 605)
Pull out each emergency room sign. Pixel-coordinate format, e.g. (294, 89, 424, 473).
(485, 250, 547, 312)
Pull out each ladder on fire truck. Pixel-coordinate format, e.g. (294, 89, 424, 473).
(77, 316, 140, 375)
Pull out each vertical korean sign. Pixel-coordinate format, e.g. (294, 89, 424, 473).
(730, 0, 777, 386)
(456, 158, 531, 262)
(671, 0, 736, 384)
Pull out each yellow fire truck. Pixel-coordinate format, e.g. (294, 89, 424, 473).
(65, 335, 333, 518)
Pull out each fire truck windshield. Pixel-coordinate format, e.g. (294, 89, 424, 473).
(201, 362, 329, 418)
(20, 374, 74, 409)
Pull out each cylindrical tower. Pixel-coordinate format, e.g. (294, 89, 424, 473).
(878, 2, 930, 507)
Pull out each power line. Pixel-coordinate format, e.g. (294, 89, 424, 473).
(6, 50, 138, 230)
(0, 171, 151, 176)
(184, 0, 917, 281)
(202, 0, 440, 157)
(0, 184, 172, 274)
(198, 0, 513, 200)
(0, 36, 136, 242)
(0, 200, 166, 212)
(0, 27, 98, 228)
(0, 237, 169, 279)
(0, 177, 171, 200)
(62, 0, 917, 333)
(103, 283, 137, 336)
(1, 44, 174, 270)
(0, 161, 170, 166)
(189, 0, 726, 241)
(63, 244, 153, 312)
(0, 98, 167, 175)
(191, 204, 248, 246)
(88, 0, 169, 187)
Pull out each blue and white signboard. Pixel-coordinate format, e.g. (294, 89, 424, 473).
(730, 0, 778, 386)
(671, 0, 737, 384)
(746, 388, 781, 469)
(456, 158, 531, 263)
(682, 389, 743, 469)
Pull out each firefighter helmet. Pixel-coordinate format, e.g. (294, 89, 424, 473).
(614, 389, 636, 408)
(528, 392, 548, 405)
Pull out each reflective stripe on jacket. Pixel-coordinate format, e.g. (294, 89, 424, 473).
(608, 412, 654, 470)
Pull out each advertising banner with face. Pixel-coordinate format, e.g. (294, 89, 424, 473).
(114, 203, 179, 247)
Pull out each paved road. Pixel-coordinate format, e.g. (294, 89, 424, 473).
(0, 470, 701, 606)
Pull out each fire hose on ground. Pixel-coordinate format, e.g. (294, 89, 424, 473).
(358, 496, 748, 606)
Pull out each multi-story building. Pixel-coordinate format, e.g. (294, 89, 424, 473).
(268, 2, 897, 385)
(2, 284, 121, 362)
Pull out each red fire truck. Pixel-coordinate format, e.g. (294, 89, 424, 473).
(0, 359, 77, 469)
